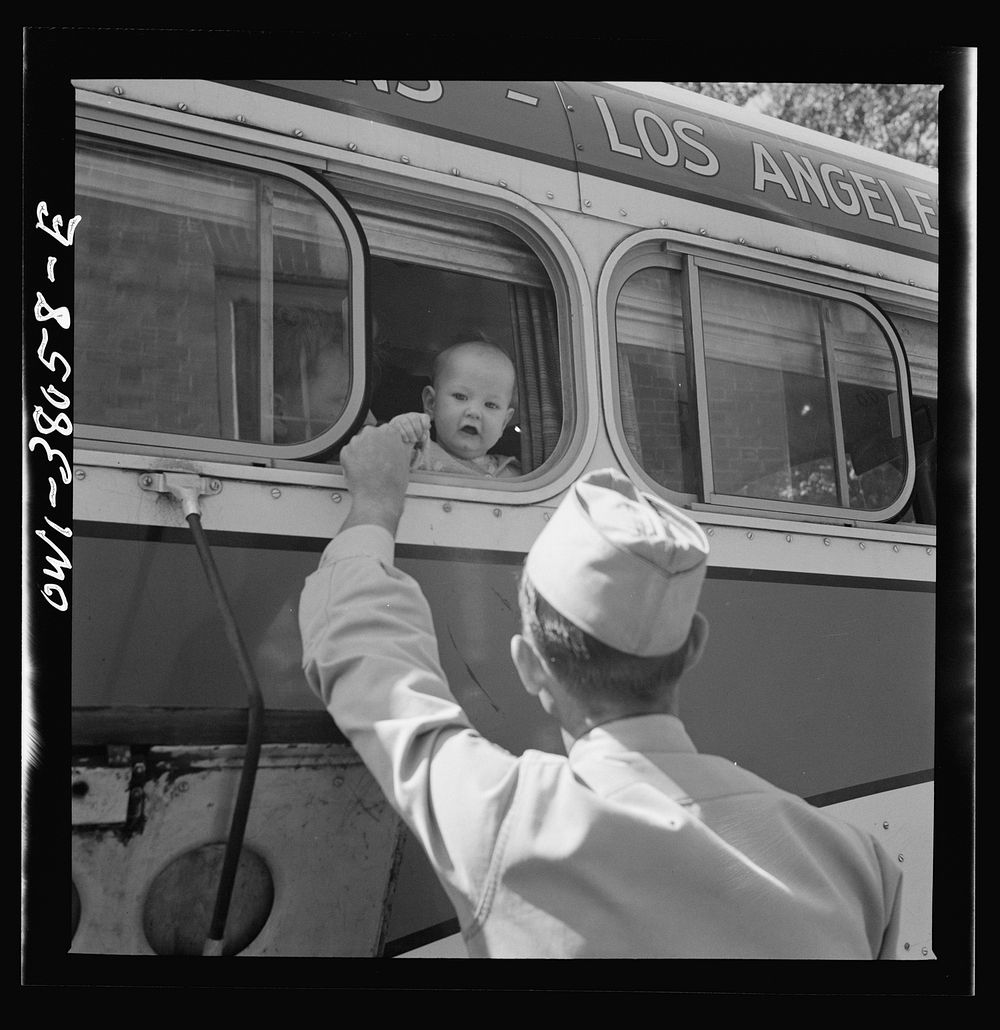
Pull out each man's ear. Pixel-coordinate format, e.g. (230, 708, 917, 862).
(510, 634, 558, 714)
(421, 385, 436, 415)
(682, 612, 710, 673)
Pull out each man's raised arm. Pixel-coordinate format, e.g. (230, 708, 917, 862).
(337, 424, 413, 537)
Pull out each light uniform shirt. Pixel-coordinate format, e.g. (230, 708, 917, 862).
(299, 525, 903, 959)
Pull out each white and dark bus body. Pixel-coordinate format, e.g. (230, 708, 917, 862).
(57, 80, 940, 963)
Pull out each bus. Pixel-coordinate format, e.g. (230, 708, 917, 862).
(45, 79, 942, 964)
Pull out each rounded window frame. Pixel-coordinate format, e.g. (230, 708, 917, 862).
(599, 233, 919, 524)
(73, 121, 372, 462)
(319, 169, 590, 495)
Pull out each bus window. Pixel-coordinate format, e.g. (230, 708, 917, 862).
(342, 189, 564, 476)
(74, 136, 365, 458)
(611, 251, 916, 521)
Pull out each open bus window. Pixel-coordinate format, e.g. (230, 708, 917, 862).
(613, 258, 919, 521)
(74, 136, 362, 457)
(345, 189, 563, 477)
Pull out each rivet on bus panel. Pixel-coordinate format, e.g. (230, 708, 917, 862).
(785, 534, 792, 542)
(75, 469, 86, 480)
(845, 264, 852, 270)
(576, 143, 584, 151)
(823, 538, 831, 546)
(660, 219, 668, 227)
(746, 532, 754, 540)
(177, 103, 188, 112)
(897, 853, 904, 862)
(774, 246, 781, 253)
(331, 493, 342, 503)
(706, 528, 714, 536)
(908, 280, 915, 286)
(543, 513, 551, 521)
(926, 548, 933, 556)
(451, 168, 461, 176)
(493, 508, 502, 518)
(699, 228, 707, 235)
(583, 200, 592, 207)
(738, 238, 746, 245)
(619, 209, 628, 217)
(499, 180, 508, 188)
(113, 86, 124, 96)
(904, 942, 911, 951)
(547, 192, 554, 200)
(893, 545, 900, 552)
(566, 105, 575, 112)
(400, 155, 409, 163)
(236, 115, 247, 124)
(443, 503, 453, 513)
(293, 129, 304, 138)
(882, 821, 890, 829)
(348, 142, 357, 151)
(270, 488, 281, 499)
(859, 541, 865, 549)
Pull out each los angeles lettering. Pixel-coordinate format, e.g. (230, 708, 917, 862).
(751, 142, 937, 238)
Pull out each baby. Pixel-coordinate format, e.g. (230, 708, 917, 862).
(391, 340, 521, 478)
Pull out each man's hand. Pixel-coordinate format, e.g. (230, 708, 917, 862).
(338, 425, 413, 537)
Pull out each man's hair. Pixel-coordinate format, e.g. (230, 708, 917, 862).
(518, 573, 690, 710)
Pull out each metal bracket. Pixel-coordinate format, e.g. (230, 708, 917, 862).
(138, 471, 223, 517)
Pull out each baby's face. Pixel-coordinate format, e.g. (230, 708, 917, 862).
(424, 346, 515, 461)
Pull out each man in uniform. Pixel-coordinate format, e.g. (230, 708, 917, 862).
(299, 425, 903, 958)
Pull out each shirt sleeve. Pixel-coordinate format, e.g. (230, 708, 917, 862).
(299, 524, 523, 918)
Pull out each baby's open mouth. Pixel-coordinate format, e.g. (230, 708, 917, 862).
(460, 425, 479, 435)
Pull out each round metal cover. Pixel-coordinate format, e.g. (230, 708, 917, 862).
(143, 842, 274, 956)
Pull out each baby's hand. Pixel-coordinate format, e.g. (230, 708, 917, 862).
(390, 412, 431, 446)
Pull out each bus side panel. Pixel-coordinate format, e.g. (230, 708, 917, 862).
(71, 533, 934, 955)
(823, 782, 934, 959)
(71, 743, 404, 956)
(687, 575, 935, 798)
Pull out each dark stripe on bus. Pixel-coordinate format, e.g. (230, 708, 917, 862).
(73, 521, 937, 591)
(217, 79, 938, 265)
(574, 159, 938, 264)
(806, 768, 934, 808)
(383, 918, 461, 958)
(212, 79, 579, 173)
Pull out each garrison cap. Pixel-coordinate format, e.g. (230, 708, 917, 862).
(524, 469, 709, 656)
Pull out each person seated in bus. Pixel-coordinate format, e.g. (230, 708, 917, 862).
(299, 426, 904, 958)
(275, 345, 367, 444)
(388, 338, 521, 478)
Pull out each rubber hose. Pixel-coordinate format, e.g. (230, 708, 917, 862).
(185, 511, 265, 955)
